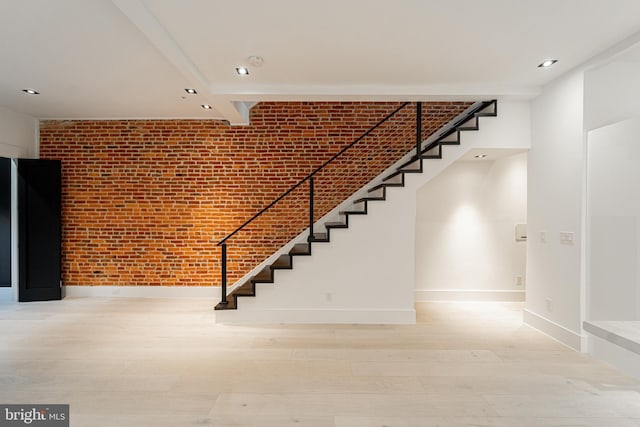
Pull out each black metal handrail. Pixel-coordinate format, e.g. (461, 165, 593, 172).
(216, 101, 414, 305)
(216, 101, 410, 247)
(215, 99, 495, 306)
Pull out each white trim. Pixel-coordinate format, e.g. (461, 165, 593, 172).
(523, 309, 583, 350)
(34, 119, 40, 159)
(215, 308, 416, 324)
(63, 285, 220, 299)
(10, 159, 18, 302)
(586, 332, 640, 380)
(579, 127, 588, 352)
(583, 321, 640, 356)
(38, 115, 226, 121)
(215, 83, 541, 101)
(415, 289, 525, 302)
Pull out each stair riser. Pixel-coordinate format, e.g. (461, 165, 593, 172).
(217, 100, 497, 310)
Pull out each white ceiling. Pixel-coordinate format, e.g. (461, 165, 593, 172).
(2, 0, 640, 124)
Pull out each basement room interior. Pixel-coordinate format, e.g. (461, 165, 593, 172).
(1, 1, 640, 426)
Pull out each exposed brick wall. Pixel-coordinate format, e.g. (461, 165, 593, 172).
(39, 101, 471, 287)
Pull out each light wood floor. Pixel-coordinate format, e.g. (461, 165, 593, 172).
(1, 298, 639, 427)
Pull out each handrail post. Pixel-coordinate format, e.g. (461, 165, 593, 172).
(216, 102, 409, 247)
(220, 242, 228, 305)
(416, 101, 422, 156)
(308, 176, 315, 242)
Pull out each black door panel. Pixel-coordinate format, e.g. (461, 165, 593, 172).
(18, 159, 61, 302)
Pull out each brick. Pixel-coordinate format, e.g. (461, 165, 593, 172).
(39, 101, 471, 287)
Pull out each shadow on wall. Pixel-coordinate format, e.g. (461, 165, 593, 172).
(415, 150, 528, 301)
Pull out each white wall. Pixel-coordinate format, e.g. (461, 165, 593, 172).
(218, 179, 419, 324)
(0, 107, 37, 301)
(415, 152, 527, 301)
(585, 58, 640, 131)
(587, 118, 640, 320)
(582, 44, 640, 378)
(0, 106, 38, 158)
(525, 72, 585, 350)
(216, 100, 531, 324)
(584, 47, 640, 323)
(525, 37, 640, 359)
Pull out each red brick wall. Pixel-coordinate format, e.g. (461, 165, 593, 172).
(39, 101, 471, 287)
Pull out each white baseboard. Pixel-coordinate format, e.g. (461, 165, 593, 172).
(63, 285, 220, 299)
(586, 331, 640, 380)
(215, 308, 417, 324)
(523, 309, 583, 351)
(415, 289, 525, 302)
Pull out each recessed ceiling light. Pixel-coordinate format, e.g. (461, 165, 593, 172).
(474, 154, 487, 159)
(236, 67, 249, 75)
(185, 88, 197, 94)
(22, 88, 39, 95)
(201, 104, 212, 110)
(538, 59, 558, 68)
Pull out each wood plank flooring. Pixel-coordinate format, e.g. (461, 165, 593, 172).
(0, 298, 639, 426)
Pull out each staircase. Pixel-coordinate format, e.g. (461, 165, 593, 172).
(215, 100, 497, 312)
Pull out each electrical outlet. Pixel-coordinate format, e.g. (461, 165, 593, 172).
(540, 231, 547, 243)
(515, 276, 523, 287)
(545, 298, 553, 313)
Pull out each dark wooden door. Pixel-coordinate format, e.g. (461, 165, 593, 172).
(18, 159, 62, 302)
(0, 157, 10, 288)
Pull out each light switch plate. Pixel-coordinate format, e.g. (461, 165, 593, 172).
(560, 231, 575, 245)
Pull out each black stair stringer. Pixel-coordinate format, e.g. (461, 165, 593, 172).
(375, 99, 497, 194)
(215, 100, 497, 311)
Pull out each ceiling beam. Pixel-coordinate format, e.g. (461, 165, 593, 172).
(110, 0, 250, 125)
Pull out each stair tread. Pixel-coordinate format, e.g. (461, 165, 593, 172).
(381, 170, 405, 180)
(215, 298, 237, 310)
(252, 267, 273, 282)
(457, 117, 479, 131)
(289, 243, 311, 256)
(436, 130, 459, 145)
(420, 143, 442, 159)
(397, 164, 423, 172)
(438, 138, 460, 145)
(366, 186, 386, 196)
(398, 156, 422, 170)
(214, 100, 497, 312)
(325, 221, 347, 228)
(475, 102, 497, 117)
(370, 182, 403, 192)
(355, 196, 385, 203)
(233, 282, 255, 296)
(271, 254, 292, 269)
(310, 232, 329, 242)
(421, 149, 439, 155)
